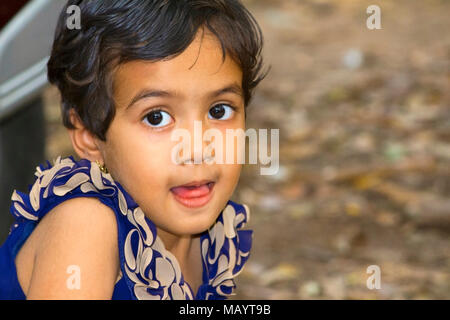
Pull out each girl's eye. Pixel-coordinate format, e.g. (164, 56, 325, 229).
(143, 110, 173, 128)
(208, 104, 235, 120)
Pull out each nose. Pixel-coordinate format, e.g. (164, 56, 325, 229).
(171, 119, 215, 165)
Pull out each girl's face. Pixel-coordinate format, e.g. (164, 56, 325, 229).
(98, 30, 245, 237)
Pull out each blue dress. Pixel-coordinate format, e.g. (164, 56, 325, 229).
(0, 156, 252, 300)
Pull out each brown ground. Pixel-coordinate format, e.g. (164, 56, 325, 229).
(43, 0, 450, 299)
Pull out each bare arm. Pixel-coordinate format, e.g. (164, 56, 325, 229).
(26, 197, 119, 300)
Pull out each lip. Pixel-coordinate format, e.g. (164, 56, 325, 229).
(170, 181, 215, 208)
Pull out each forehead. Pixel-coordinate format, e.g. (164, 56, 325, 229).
(113, 30, 243, 107)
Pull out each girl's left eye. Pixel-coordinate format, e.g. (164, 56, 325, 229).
(143, 110, 173, 128)
(208, 104, 235, 120)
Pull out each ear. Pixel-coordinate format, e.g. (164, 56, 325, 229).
(67, 109, 104, 162)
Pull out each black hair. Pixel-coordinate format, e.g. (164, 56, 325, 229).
(47, 0, 268, 141)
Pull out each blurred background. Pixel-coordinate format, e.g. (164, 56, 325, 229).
(1, 0, 449, 299)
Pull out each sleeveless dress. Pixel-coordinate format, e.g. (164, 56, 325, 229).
(0, 156, 252, 300)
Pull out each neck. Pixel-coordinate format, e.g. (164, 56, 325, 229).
(156, 227, 198, 265)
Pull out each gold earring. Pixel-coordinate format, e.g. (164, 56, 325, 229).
(95, 160, 109, 174)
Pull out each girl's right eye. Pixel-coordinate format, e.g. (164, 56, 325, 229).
(142, 110, 173, 128)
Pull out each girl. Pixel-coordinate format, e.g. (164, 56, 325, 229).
(0, 0, 267, 300)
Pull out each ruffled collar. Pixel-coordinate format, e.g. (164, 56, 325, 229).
(10, 156, 252, 300)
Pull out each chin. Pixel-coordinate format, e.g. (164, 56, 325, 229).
(168, 200, 225, 236)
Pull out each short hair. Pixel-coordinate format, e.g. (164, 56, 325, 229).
(47, 0, 268, 141)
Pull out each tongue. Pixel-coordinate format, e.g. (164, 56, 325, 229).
(171, 184, 210, 198)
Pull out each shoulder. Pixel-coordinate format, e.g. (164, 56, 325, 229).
(25, 197, 120, 299)
(37, 197, 118, 241)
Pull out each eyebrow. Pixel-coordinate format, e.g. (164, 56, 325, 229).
(126, 83, 244, 110)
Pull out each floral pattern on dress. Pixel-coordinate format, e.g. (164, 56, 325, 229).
(9, 156, 252, 300)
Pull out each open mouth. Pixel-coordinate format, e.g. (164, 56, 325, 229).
(170, 181, 215, 208)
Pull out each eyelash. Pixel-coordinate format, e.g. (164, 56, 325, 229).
(141, 108, 172, 128)
(208, 104, 236, 121)
(141, 103, 238, 127)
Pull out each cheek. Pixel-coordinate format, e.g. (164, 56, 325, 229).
(107, 143, 172, 215)
(210, 117, 245, 163)
(103, 127, 173, 192)
(219, 163, 242, 193)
